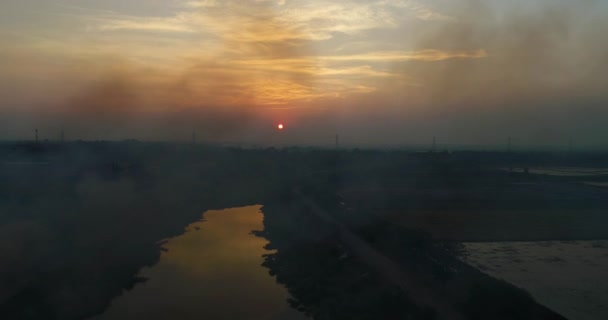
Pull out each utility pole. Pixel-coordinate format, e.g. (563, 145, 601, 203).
(335, 134, 339, 150)
(507, 136, 513, 171)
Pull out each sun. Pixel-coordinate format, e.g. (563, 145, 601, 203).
(277, 123, 284, 130)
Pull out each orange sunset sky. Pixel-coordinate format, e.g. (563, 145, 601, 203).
(1, 0, 607, 147)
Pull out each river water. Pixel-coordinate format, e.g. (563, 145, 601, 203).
(464, 241, 608, 320)
(93, 205, 306, 320)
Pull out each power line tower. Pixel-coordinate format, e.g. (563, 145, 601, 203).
(335, 134, 339, 150)
(507, 136, 514, 171)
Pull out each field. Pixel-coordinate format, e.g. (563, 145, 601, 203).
(1, 141, 607, 319)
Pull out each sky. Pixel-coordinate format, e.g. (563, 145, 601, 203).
(0, 0, 607, 147)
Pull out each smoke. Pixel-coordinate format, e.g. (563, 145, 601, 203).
(19, 0, 317, 142)
(402, 0, 608, 109)
(2, 0, 607, 146)
(367, 0, 608, 146)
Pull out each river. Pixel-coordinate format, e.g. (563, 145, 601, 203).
(93, 205, 306, 320)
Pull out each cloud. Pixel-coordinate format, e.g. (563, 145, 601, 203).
(393, 1, 454, 21)
(320, 49, 487, 62)
(95, 15, 197, 33)
(183, 0, 217, 8)
(2, 0, 607, 145)
(93, 0, 451, 39)
(399, 0, 608, 109)
(0, 0, 485, 112)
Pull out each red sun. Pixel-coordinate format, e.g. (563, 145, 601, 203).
(277, 124, 284, 130)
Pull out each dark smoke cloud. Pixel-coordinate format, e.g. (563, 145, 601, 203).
(23, 0, 317, 142)
(404, 0, 608, 108)
(368, 0, 608, 146)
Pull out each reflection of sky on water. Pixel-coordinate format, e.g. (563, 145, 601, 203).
(94, 205, 306, 320)
(464, 241, 608, 320)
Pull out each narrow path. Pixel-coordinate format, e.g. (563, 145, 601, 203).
(296, 191, 464, 320)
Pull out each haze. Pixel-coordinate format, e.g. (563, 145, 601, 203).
(1, 0, 607, 147)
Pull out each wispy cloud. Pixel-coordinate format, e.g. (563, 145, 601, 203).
(95, 15, 197, 33)
(1, 0, 473, 107)
(182, 0, 217, 8)
(386, 0, 454, 21)
(92, 0, 452, 38)
(320, 49, 488, 62)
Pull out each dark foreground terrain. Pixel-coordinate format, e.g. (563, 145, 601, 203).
(1, 141, 607, 319)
